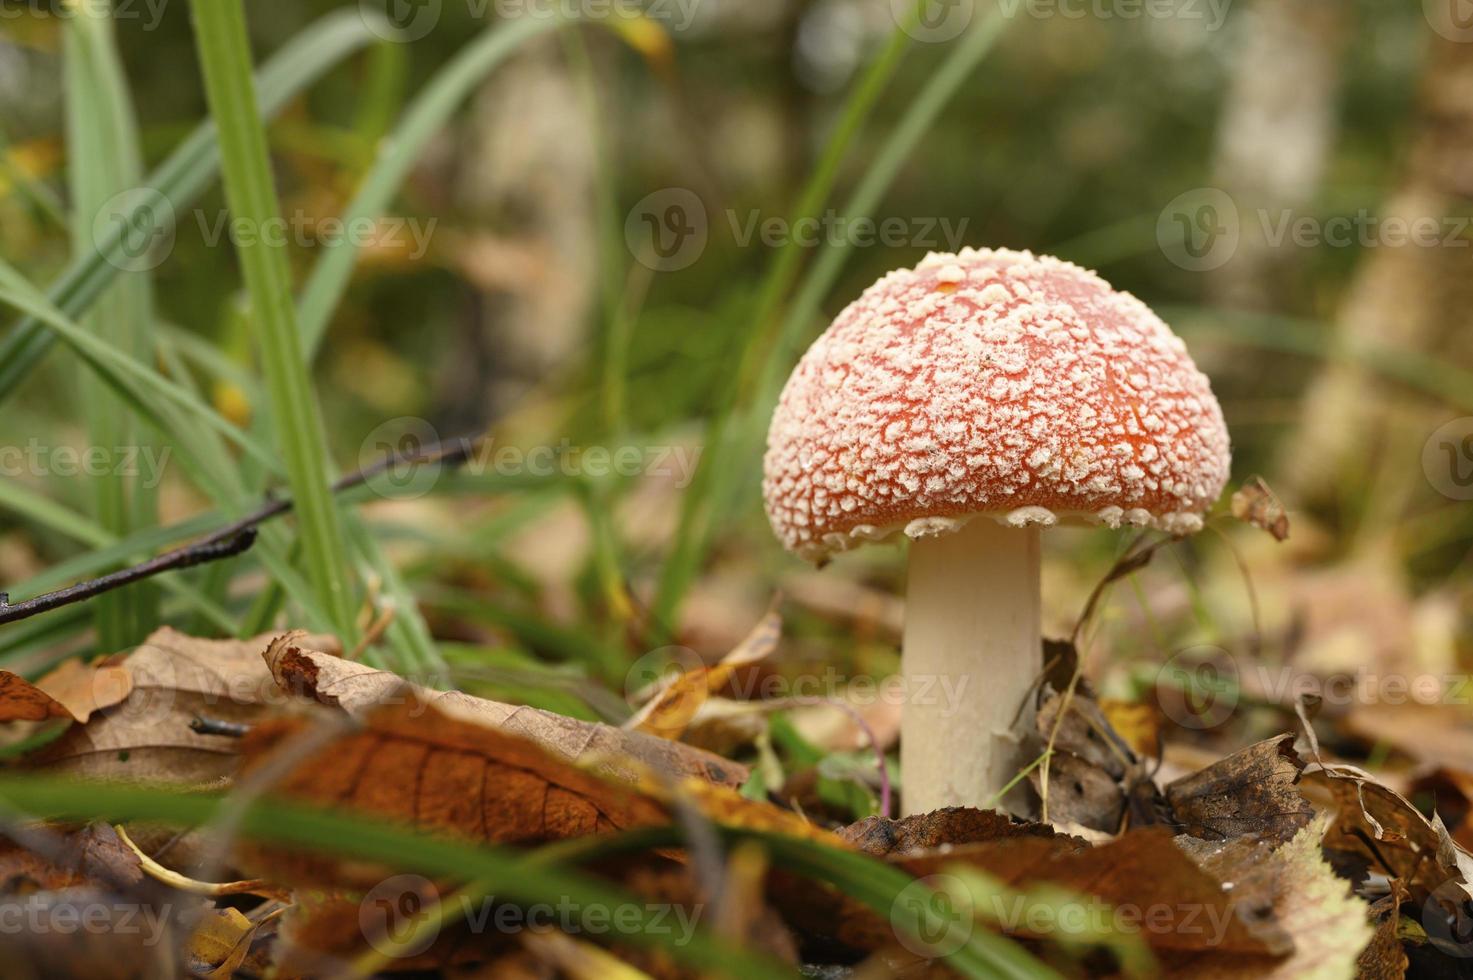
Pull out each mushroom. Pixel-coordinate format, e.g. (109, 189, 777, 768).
(762, 248, 1230, 815)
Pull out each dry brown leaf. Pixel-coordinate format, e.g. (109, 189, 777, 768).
(31, 658, 132, 723)
(0, 671, 73, 723)
(1031, 685, 1164, 833)
(625, 609, 781, 741)
(28, 627, 338, 784)
(1232, 476, 1290, 541)
(1160, 817, 1374, 979)
(1306, 762, 1473, 914)
(0, 823, 143, 895)
(263, 632, 747, 788)
(237, 696, 834, 886)
(778, 826, 1292, 959)
(839, 806, 1083, 857)
(186, 907, 255, 979)
(1166, 735, 1314, 844)
(1355, 888, 1410, 980)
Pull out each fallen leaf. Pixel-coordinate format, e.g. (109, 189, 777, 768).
(0, 823, 143, 895)
(0, 672, 73, 723)
(186, 907, 255, 978)
(1159, 817, 1374, 978)
(31, 658, 132, 723)
(839, 806, 1081, 857)
(237, 696, 833, 886)
(264, 632, 747, 788)
(27, 627, 338, 784)
(1165, 735, 1314, 844)
(1232, 476, 1291, 541)
(625, 608, 781, 741)
(1355, 888, 1410, 980)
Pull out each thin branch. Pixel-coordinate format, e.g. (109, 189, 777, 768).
(0, 433, 482, 628)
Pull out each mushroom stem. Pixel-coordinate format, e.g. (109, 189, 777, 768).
(901, 519, 1041, 815)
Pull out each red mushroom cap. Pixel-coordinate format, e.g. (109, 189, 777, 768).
(763, 248, 1231, 561)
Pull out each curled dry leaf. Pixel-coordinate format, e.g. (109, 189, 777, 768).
(1165, 735, 1314, 845)
(1305, 762, 1473, 914)
(1232, 476, 1290, 541)
(264, 632, 747, 788)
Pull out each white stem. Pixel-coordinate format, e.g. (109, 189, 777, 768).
(901, 519, 1041, 815)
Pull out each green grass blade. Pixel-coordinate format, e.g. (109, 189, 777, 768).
(0, 9, 386, 403)
(186, 0, 358, 643)
(63, 0, 159, 645)
(0, 778, 794, 979)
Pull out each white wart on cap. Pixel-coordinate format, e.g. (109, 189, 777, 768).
(763, 247, 1231, 562)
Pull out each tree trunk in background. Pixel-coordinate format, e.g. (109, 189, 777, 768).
(1209, 0, 1345, 315)
(1281, 32, 1473, 539)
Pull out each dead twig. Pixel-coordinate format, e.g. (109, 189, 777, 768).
(0, 433, 483, 629)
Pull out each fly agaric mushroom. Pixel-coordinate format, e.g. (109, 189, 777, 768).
(763, 248, 1230, 815)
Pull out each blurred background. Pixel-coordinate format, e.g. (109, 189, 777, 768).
(1, 0, 1470, 817)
